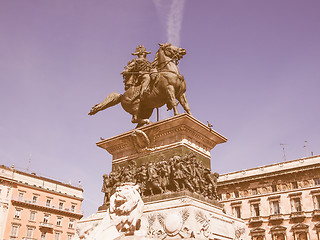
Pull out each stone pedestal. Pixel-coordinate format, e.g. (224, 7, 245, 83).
(77, 114, 246, 240)
(141, 193, 244, 239)
(78, 192, 245, 240)
(97, 113, 227, 169)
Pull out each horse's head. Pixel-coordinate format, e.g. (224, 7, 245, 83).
(158, 43, 186, 62)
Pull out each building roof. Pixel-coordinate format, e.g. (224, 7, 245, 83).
(218, 155, 320, 183)
(0, 164, 83, 199)
(1, 164, 83, 191)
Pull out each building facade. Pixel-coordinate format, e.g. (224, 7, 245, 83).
(0, 165, 83, 240)
(218, 155, 320, 240)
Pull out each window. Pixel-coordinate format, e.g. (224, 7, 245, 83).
(6, 187, 11, 197)
(292, 198, 302, 212)
(252, 188, 258, 195)
(234, 191, 239, 198)
(32, 195, 38, 204)
(250, 228, 265, 240)
(252, 237, 264, 240)
(46, 199, 51, 207)
(40, 232, 46, 240)
(10, 225, 19, 237)
(18, 192, 24, 201)
(295, 232, 308, 240)
(43, 214, 50, 223)
(292, 181, 298, 189)
(271, 185, 277, 192)
(26, 227, 34, 238)
(225, 193, 231, 199)
(71, 205, 75, 212)
(59, 202, 64, 210)
(56, 217, 62, 226)
(314, 195, 320, 209)
(67, 234, 74, 240)
(272, 233, 285, 240)
(314, 178, 320, 185)
(271, 201, 280, 215)
(14, 209, 21, 219)
(68, 219, 74, 229)
(29, 211, 36, 221)
(292, 223, 309, 239)
(54, 231, 61, 240)
(233, 206, 241, 218)
(252, 203, 260, 217)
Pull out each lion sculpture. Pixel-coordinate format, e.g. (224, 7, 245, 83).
(74, 183, 144, 240)
(109, 183, 144, 234)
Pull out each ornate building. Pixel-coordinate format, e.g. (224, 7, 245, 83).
(217, 155, 320, 240)
(0, 164, 83, 240)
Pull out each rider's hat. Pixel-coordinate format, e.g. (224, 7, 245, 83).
(132, 45, 151, 55)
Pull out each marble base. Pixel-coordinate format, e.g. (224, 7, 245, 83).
(141, 194, 245, 239)
(78, 193, 246, 240)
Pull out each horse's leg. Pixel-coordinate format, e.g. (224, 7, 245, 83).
(167, 85, 179, 115)
(135, 106, 153, 128)
(136, 119, 151, 128)
(177, 93, 192, 115)
(131, 115, 138, 123)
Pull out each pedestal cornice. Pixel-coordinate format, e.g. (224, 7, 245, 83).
(96, 114, 227, 164)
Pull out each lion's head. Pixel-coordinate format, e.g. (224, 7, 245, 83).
(109, 183, 144, 234)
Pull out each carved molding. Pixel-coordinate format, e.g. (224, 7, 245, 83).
(155, 125, 216, 148)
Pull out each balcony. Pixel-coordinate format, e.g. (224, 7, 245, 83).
(269, 214, 284, 224)
(249, 216, 263, 226)
(39, 222, 53, 229)
(312, 209, 320, 220)
(290, 211, 306, 222)
(11, 197, 83, 218)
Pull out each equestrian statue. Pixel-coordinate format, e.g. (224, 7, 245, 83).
(88, 43, 192, 128)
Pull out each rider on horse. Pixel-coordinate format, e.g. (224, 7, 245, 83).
(89, 43, 191, 128)
(121, 45, 157, 98)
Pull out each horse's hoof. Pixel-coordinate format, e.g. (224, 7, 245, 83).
(144, 119, 152, 125)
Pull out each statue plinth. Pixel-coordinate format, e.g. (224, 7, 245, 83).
(97, 113, 227, 169)
(76, 114, 245, 240)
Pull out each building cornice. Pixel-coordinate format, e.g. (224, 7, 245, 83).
(219, 187, 320, 203)
(248, 198, 260, 203)
(267, 195, 281, 200)
(16, 181, 83, 201)
(218, 163, 320, 186)
(288, 192, 302, 197)
(0, 175, 17, 184)
(219, 155, 320, 180)
(0, 165, 83, 191)
(11, 199, 83, 219)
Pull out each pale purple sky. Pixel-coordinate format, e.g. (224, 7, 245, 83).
(1, 0, 319, 217)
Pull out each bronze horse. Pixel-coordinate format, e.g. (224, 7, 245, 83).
(88, 43, 192, 127)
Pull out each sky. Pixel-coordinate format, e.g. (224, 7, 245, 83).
(1, 0, 319, 217)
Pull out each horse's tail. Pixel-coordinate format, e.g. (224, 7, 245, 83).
(88, 92, 122, 115)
